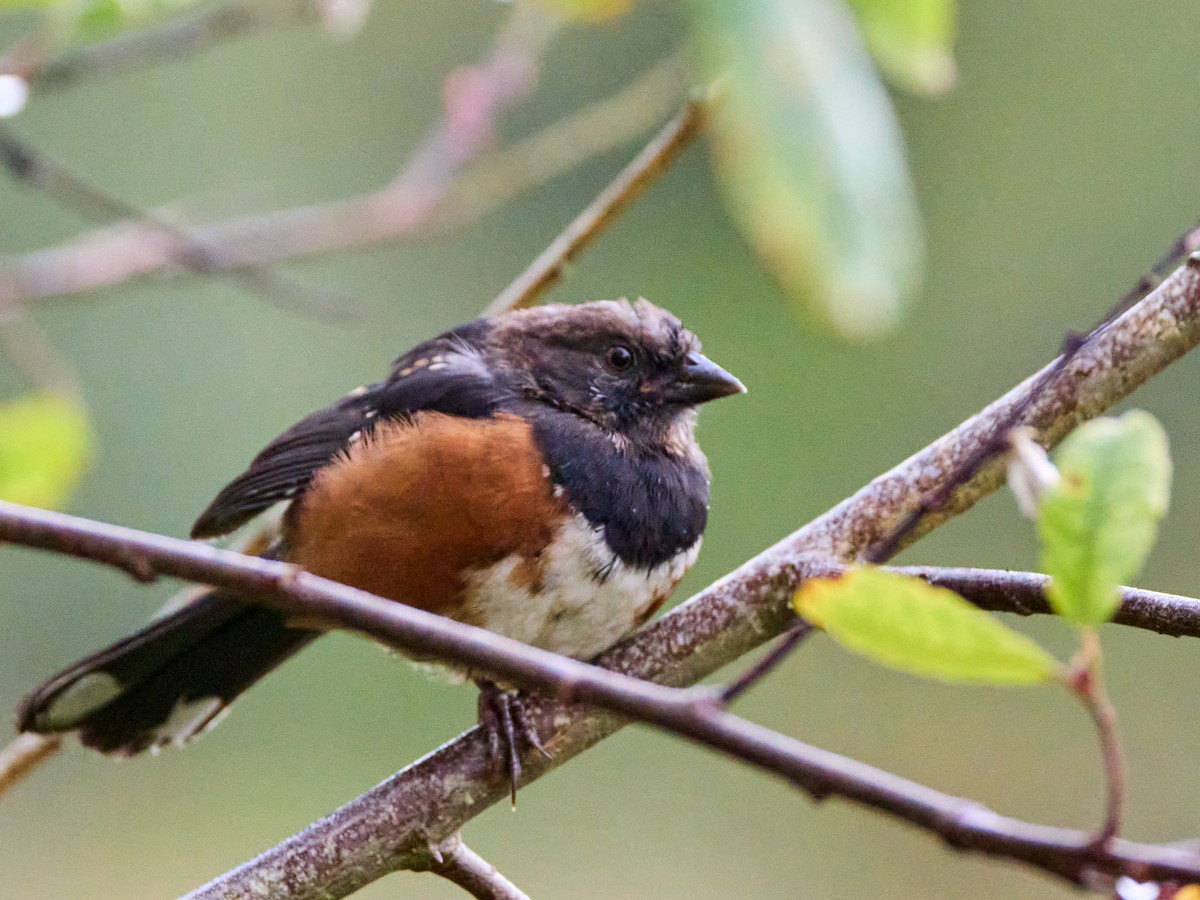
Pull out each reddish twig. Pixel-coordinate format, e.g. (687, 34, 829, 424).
(1066, 628, 1127, 846)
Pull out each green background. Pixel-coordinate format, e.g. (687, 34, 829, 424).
(3, 1, 1200, 897)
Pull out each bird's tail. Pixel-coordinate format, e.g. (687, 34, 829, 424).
(17, 590, 318, 756)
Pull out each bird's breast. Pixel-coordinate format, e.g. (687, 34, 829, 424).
(285, 410, 701, 660)
(462, 511, 700, 659)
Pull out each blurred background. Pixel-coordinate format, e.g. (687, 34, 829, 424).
(1, 0, 1199, 897)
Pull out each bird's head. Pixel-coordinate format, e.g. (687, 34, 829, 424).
(490, 298, 745, 446)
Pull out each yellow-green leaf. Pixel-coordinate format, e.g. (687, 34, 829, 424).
(0, 0, 205, 38)
(794, 568, 1057, 685)
(690, 0, 924, 341)
(0, 393, 91, 509)
(531, 0, 634, 22)
(1037, 411, 1171, 626)
(847, 0, 957, 94)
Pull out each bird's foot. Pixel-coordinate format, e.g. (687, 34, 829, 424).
(476, 680, 551, 805)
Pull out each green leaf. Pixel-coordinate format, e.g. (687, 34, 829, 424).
(1037, 411, 1171, 625)
(0, 0, 205, 39)
(847, 0, 957, 94)
(0, 392, 92, 509)
(690, 0, 924, 341)
(531, 0, 634, 21)
(794, 568, 1058, 685)
(73, 0, 202, 39)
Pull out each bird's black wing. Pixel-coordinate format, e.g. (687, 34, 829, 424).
(190, 320, 499, 539)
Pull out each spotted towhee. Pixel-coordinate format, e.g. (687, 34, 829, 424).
(17, 298, 743, 782)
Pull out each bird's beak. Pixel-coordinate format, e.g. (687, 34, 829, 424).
(666, 351, 747, 405)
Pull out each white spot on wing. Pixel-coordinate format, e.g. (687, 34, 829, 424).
(41, 672, 123, 729)
(149, 696, 228, 750)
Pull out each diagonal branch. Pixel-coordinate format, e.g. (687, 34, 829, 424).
(0, 733, 60, 797)
(2, 258, 1199, 895)
(0, 121, 355, 320)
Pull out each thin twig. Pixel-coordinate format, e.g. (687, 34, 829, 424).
(485, 86, 707, 315)
(3, 259, 1200, 894)
(719, 620, 813, 705)
(0, 304, 79, 396)
(424, 836, 531, 900)
(2, 0, 338, 89)
(865, 224, 1200, 564)
(1111, 220, 1200, 314)
(1067, 629, 1126, 846)
(0, 3, 561, 317)
(0, 52, 685, 308)
(0, 122, 353, 320)
(0, 733, 61, 796)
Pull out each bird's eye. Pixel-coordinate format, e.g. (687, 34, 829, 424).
(605, 344, 634, 372)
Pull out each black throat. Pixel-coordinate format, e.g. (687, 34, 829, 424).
(527, 408, 710, 570)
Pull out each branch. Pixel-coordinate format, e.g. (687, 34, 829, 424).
(0, 28, 688, 307)
(0, 303, 79, 395)
(0, 733, 60, 796)
(902, 566, 1200, 639)
(0, 1, 560, 307)
(421, 836, 532, 900)
(485, 86, 708, 315)
(0, 121, 355, 320)
(6, 502, 1200, 892)
(190, 257, 1200, 896)
(1, 0, 346, 90)
(2, 258, 1199, 895)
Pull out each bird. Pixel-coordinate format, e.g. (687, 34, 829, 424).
(16, 298, 744, 790)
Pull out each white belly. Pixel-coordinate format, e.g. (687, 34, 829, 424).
(464, 512, 700, 660)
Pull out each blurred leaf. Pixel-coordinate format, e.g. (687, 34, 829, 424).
(531, 0, 634, 22)
(690, 0, 924, 341)
(794, 568, 1058, 685)
(0, 393, 91, 509)
(0, 0, 204, 37)
(74, 0, 201, 38)
(1037, 411, 1171, 625)
(847, 0, 956, 94)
